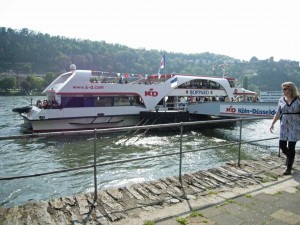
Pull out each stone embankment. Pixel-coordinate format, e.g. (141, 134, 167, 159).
(1, 153, 299, 225)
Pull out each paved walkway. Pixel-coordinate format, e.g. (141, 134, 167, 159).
(113, 164, 300, 225)
(155, 170, 300, 225)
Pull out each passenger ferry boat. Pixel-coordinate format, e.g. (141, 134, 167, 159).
(13, 65, 256, 133)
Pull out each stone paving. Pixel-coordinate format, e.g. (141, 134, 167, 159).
(0, 152, 299, 225)
(160, 184, 300, 225)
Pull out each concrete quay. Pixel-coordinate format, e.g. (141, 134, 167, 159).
(0, 152, 299, 225)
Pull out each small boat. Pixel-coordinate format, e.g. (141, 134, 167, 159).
(12, 106, 32, 114)
(14, 64, 256, 133)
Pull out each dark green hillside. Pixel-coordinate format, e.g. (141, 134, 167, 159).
(0, 27, 299, 93)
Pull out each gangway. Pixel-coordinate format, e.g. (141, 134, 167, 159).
(187, 101, 278, 118)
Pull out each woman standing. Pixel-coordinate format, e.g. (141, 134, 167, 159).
(270, 82, 300, 175)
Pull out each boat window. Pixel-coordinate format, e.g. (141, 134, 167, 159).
(94, 97, 113, 106)
(178, 79, 224, 89)
(113, 96, 145, 106)
(61, 97, 85, 107)
(89, 73, 138, 84)
(60, 96, 144, 108)
(229, 81, 235, 88)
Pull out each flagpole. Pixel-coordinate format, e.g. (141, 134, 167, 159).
(162, 53, 166, 111)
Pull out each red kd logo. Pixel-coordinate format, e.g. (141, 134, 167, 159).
(145, 88, 158, 97)
(226, 106, 236, 113)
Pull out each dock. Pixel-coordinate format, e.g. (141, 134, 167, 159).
(1, 152, 299, 225)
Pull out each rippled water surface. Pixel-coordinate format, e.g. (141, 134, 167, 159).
(0, 96, 282, 207)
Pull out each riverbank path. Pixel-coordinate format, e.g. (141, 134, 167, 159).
(0, 152, 299, 225)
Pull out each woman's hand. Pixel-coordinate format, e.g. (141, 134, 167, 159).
(270, 124, 274, 133)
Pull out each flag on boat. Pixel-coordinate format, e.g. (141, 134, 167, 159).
(157, 54, 165, 78)
(170, 77, 178, 88)
(159, 55, 165, 69)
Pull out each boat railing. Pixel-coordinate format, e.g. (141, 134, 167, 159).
(160, 101, 188, 111)
(0, 117, 278, 206)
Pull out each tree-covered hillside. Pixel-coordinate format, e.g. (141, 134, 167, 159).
(0, 27, 300, 93)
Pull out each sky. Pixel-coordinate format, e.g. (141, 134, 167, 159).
(1, 0, 300, 62)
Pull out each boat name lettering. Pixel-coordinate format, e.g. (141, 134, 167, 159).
(189, 90, 209, 95)
(237, 108, 276, 115)
(72, 85, 104, 90)
(145, 88, 158, 97)
(225, 107, 276, 115)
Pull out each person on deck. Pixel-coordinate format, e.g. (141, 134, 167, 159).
(270, 82, 300, 175)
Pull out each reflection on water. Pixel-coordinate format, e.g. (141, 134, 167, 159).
(0, 96, 282, 208)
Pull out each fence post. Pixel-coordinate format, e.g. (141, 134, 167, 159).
(179, 122, 183, 183)
(238, 119, 242, 167)
(93, 129, 98, 202)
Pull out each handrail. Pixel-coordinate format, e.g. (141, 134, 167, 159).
(0, 117, 275, 206)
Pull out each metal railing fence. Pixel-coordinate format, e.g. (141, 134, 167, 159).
(0, 117, 277, 204)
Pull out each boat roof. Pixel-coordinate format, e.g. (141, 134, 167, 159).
(146, 74, 237, 81)
(42, 69, 249, 96)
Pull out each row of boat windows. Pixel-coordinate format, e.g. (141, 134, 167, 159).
(60, 96, 145, 108)
(178, 80, 221, 89)
(178, 80, 234, 89)
(89, 77, 235, 89)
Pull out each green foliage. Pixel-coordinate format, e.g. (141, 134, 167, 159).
(0, 76, 16, 91)
(20, 80, 31, 93)
(272, 191, 282, 196)
(216, 199, 235, 208)
(176, 217, 187, 225)
(0, 27, 300, 93)
(189, 211, 204, 217)
(243, 76, 249, 89)
(226, 199, 234, 204)
(44, 72, 58, 86)
(26, 75, 44, 91)
(245, 194, 252, 198)
(143, 220, 156, 225)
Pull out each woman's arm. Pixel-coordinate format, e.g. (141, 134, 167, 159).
(270, 113, 280, 133)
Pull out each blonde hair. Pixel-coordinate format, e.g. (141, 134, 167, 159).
(282, 82, 299, 98)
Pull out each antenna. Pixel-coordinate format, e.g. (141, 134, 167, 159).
(218, 64, 227, 78)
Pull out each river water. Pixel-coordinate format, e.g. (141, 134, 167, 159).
(0, 96, 282, 208)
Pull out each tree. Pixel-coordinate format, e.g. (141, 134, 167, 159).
(250, 56, 259, 63)
(26, 74, 44, 91)
(44, 72, 57, 86)
(20, 80, 31, 93)
(243, 76, 249, 89)
(1, 26, 300, 93)
(0, 76, 16, 91)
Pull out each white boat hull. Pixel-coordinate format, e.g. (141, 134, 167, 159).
(23, 115, 140, 133)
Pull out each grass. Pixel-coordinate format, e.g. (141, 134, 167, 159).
(144, 220, 156, 225)
(216, 198, 235, 208)
(176, 217, 187, 225)
(245, 194, 252, 198)
(265, 173, 279, 180)
(262, 173, 279, 183)
(226, 199, 235, 204)
(272, 191, 282, 196)
(207, 190, 218, 195)
(189, 211, 204, 218)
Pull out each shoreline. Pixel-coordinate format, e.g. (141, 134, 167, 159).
(1, 152, 299, 224)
